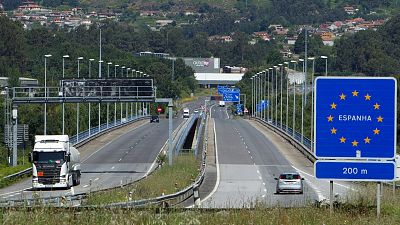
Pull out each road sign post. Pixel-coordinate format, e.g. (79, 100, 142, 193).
(314, 77, 397, 217)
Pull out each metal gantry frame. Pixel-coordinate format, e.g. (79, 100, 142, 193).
(7, 80, 156, 167)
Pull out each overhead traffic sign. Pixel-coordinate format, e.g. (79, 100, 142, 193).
(315, 160, 395, 181)
(314, 77, 397, 159)
(223, 91, 240, 102)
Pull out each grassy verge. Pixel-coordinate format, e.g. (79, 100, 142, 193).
(84, 154, 199, 205)
(1, 181, 400, 224)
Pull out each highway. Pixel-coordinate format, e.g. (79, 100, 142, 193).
(0, 117, 183, 201)
(201, 104, 355, 208)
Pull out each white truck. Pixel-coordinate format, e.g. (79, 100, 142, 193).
(219, 100, 225, 107)
(30, 135, 81, 189)
(183, 108, 190, 118)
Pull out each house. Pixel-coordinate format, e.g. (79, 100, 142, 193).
(320, 32, 335, 46)
(344, 6, 356, 15)
(18, 1, 42, 11)
(253, 32, 271, 41)
(287, 36, 297, 45)
(269, 24, 288, 35)
(155, 20, 174, 27)
(208, 35, 233, 43)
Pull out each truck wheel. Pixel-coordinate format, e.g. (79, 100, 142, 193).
(76, 172, 81, 185)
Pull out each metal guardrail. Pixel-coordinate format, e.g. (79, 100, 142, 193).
(0, 115, 150, 183)
(175, 115, 198, 154)
(252, 117, 316, 162)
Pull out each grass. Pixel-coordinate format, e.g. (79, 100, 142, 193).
(1, 189, 400, 225)
(84, 154, 200, 205)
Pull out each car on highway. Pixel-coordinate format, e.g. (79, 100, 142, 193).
(275, 172, 304, 194)
(194, 109, 199, 113)
(150, 115, 159, 123)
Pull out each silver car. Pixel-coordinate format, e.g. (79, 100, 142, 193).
(275, 173, 304, 194)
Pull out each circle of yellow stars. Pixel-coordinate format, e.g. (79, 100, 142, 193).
(326, 90, 382, 147)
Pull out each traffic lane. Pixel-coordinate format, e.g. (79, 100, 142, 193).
(0, 118, 183, 200)
(202, 117, 264, 208)
(211, 105, 228, 120)
(234, 119, 318, 207)
(247, 119, 357, 202)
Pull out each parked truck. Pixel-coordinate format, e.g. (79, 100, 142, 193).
(30, 135, 81, 189)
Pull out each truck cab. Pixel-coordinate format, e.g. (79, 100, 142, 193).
(183, 108, 190, 118)
(31, 135, 81, 189)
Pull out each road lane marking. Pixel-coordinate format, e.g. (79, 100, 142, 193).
(257, 170, 260, 174)
(83, 185, 89, 188)
(199, 117, 220, 205)
(262, 194, 266, 198)
(111, 166, 115, 169)
(119, 158, 122, 162)
(94, 178, 99, 181)
(264, 189, 267, 192)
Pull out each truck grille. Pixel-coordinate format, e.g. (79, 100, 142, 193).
(37, 164, 61, 184)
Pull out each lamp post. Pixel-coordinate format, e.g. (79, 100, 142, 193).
(290, 60, 297, 137)
(284, 62, 289, 132)
(321, 56, 328, 76)
(62, 55, 69, 135)
(309, 57, 316, 151)
(268, 68, 272, 121)
(98, 60, 103, 133)
(44, 54, 52, 135)
(107, 62, 112, 78)
(263, 70, 267, 121)
(114, 64, 119, 125)
(299, 59, 305, 143)
(279, 63, 283, 129)
(88, 59, 94, 136)
(114, 64, 119, 77)
(273, 66, 278, 125)
(251, 77, 254, 116)
(76, 57, 83, 141)
(106, 63, 111, 128)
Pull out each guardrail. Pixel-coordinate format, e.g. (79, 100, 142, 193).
(252, 117, 316, 163)
(174, 115, 199, 154)
(0, 115, 150, 183)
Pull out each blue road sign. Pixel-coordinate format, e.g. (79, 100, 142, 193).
(315, 160, 395, 181)
(236, 104, 243, 114)
(217, 86, 228, 95)
(256, 100, 269, 112)
(218, 86, 240, 95)
(223, 91, 240, 102)
(314, 77, 397, 159)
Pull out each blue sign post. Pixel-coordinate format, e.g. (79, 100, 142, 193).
(315, 161, 396, 181)
(236, 104, 243, 114)
(314, 77, 397, 181)
(223, 91, 240, 102)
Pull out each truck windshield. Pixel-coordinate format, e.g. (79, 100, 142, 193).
(33, 152, 65, 163)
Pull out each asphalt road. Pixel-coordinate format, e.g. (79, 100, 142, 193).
(0, 117, 183, 201)
(201, 104, 319, 208)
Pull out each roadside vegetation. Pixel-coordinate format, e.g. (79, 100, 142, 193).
(84, 154, 199, 205)
(1, 183, 399, 224)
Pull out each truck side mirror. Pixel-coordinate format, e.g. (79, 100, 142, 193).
(65, 154, 71, 162)
(29, 153, 32, 163)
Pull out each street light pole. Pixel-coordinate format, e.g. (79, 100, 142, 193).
(273, 66, 278, 125)
(76, 57, 83, 141)
(321, 56, 328, 76)
(309, 57, 316, 152)
(299, 58, 305, 144)
(88, 59, 94, 136)
(268, 68, 271, 121)
(44, 54, 52, 135)
(114, 64, 119, 125)
(284, 62, 289, 132)
(279, 63, 283, 129)
(98, 60, 103, 133)
(62, 55, 69, 135)
(251, 77, 254, 116)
